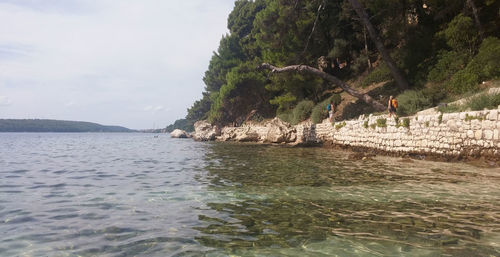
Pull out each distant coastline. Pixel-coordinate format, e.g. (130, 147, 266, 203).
(0, 119, 134, 133)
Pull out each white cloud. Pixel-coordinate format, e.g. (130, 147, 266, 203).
(0, 96, 11, 106)
(0, 0, 234, 128)
(143, 105, 165, 112)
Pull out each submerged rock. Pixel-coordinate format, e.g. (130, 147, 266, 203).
(193, 120, 219, 141)
(170, 129, 190, 138)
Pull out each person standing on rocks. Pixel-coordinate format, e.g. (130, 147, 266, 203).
(388, 95, 397, 117)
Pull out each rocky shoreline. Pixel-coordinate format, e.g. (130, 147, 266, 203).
(185, 107, 500, 166)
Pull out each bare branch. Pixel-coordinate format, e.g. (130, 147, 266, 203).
(259, 63, 386, 111)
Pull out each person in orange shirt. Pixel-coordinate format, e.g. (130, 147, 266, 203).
(388, 95, 397, 117)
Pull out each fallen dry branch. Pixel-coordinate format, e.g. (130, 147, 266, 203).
(259, 63, 386, 111)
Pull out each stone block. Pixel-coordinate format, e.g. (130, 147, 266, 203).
(489, 110, 498, 121)
(482, 120, 495, 130)
(484, 130, 493, 140)
(475, 130, 483, 140)
(471, 120, 481, 130)
(459, 112, 467, 120)
(494, 129, 499, 141)
(446, 120, 459, 131)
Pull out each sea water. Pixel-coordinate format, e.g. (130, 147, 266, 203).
(0, 133, 499, 256)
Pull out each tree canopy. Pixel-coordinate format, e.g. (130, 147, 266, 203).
(168, 0, 500, 128)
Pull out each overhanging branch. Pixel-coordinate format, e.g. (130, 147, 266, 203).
(259, 63, 386, 111)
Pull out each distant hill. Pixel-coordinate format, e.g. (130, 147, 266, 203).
(0, 119, 134, 132)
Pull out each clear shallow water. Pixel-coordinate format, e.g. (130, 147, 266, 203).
(0, 133, 499, 257)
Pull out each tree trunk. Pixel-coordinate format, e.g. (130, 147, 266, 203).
(363, 27, 372, 69)
(466, 0, 484, 40)
(259, 63, 386, 111)
(302, 0, 325, 56)
(348, 0, 409, 90)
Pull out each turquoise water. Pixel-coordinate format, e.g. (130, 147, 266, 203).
(0, 133, 499, 256)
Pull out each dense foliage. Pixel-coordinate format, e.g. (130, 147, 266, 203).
(0, 119, 133, 132)
(165, 119, 194, 132)
(170, 0, 500, 128)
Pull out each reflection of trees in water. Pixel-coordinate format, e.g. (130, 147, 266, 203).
(201, 143, 467, 188)
(196, 143, 500, 255)
(195, 197, 499, 256)
(202, 143, 413, 188)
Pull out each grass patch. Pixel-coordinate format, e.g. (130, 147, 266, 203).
(402, 118, 410, 128)
(464, 113, 486, 121)
(376, 118, 387, 128)
(438, 92, 500, 113)
(335, 121, 346, 130)
(363, 120, 369, 129)
(370, 123, 376, 129)
(361, 64, 391, 87)
(395, 117, 410, 128)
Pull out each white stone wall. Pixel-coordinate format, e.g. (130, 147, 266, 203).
(218, 107, 500, 156)
(310, 107, 500, 156)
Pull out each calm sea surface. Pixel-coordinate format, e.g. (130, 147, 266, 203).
(0, 133, 499, 257)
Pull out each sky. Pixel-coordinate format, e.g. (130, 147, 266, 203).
(0, 0, 235, 129)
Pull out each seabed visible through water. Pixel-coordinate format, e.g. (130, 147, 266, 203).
(0, 133, 499, 256)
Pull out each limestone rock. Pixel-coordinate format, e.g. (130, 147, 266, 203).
(193, 120, 220, 141)
(264, 118, 297, 143)
(219, 127, 260, 142)
(170, 129, 190, 138)
(475, 130, 483, 140)
(484, 130, 493, 140)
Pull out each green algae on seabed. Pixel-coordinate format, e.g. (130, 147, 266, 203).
(195, 142, 500, 256)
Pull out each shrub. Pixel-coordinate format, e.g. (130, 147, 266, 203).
(449, 70, 480, 94)
(396, 90, 432, 116)
(291, 100, 314, 125)
(376, 118, 387, 127)
(448, 37, 500, 94)
(370, 123, 376, 129)
(467, 93, 500, 111)
(277, 110, 293, 124)
(421, 84, 447, 106)
(361, 63, 392, 87)
(363, 120, 369, 129)
(427, 50, 468, 83)
(438, 92, 500, 113)
(425, 121, 430, 127)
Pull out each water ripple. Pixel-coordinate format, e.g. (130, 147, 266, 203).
(0, 133, 498, 256)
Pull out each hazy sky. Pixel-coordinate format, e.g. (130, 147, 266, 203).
(0, 0, 235, 129)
